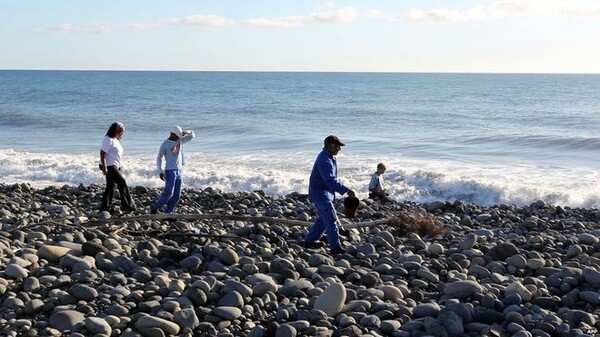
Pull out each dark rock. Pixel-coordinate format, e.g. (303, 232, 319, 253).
(487, 243, 520, 261)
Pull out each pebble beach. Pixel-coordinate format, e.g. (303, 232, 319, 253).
(1, 183, 600, 337)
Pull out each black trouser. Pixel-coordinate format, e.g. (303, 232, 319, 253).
(100, 166, 134, 211)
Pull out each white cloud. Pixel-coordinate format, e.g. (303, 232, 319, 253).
(170, 15, 235, 27)
(36, 15, 234, 34)
(37, 7, 361, 34)
(404, 8, 486, 23)
(35, 23, 115, 34)
(35, 1, 600, 35)
(245, 7, 357, 28)
(36, 7, 358, 34)
(404, 0, 600, 23)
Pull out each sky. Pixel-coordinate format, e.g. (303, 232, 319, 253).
(1, 0, 600, 73)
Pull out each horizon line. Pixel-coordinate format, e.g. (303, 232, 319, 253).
(1, 68, 600, 75)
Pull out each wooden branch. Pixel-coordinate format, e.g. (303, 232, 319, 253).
(7, 213, 400, 234)
(120, 228, 249, 241)
(83, 214, 315, 228)
(84, 213, 395, 229)
(158, 232, 248, 240)
(6, 219, 73, 233)
(340, 219, 389, 229)
(108, 224, 129, 235)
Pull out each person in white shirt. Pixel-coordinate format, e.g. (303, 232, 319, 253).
(150, 125, 195, 214)
(368, 163, 390, 202)
(99, 122, 136, 213)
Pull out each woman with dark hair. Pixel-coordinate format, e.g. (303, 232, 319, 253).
(99, 122, 136, 213)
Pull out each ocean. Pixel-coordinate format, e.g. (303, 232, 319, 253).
(1, 70, 599, 208)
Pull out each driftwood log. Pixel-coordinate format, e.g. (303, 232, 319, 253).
(7, 210, 442, 237)
(83, 213, 391, 229)
(7, 214, 390, 232)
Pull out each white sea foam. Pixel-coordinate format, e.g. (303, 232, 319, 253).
(1, 148, 599, 208)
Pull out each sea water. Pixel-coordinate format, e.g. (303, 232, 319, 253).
(1, 70, 600, 207)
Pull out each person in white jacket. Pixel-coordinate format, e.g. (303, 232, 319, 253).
(150, 125, 195, 214)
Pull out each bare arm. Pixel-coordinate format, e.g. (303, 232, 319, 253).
(100, 150, 108, 175)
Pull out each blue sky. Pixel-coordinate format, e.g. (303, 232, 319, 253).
(2, 0, 599, 73)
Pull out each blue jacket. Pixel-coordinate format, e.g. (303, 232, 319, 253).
(309, 148, 350, 202)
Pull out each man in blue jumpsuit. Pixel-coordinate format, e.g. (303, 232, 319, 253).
(304, 135, 355, 255)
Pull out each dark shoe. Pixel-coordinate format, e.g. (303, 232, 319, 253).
(150, 205, 158, 214)
(303, 240, 324, 249)
(122, 205, 136, 213)
(330, 246, 345, 255)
